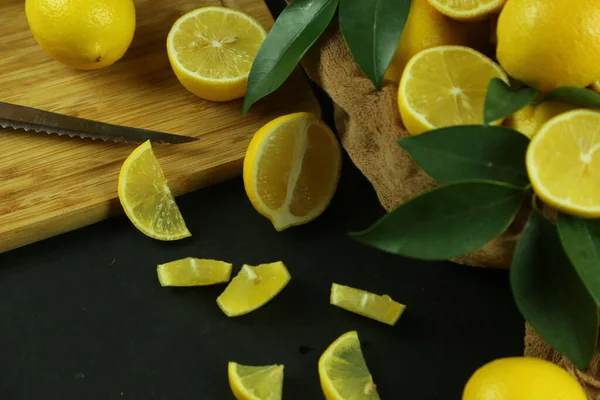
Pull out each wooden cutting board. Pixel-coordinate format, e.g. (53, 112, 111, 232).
(0, 0, 320, 254)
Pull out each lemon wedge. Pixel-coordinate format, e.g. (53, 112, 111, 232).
(118, 140, 190, 240)
(319, 331, 380, 400)
(527, 109, 600, 218)
(217, 262, 291, 317)
(228, 362, 284, 400)
(157, 258, 232, 286)
(330, 283, 406, 326)
(167, 6, 267, 102)
(398, 45, 508, 135)
(243, 112, 342, 231)
(426, 0, 506, 21)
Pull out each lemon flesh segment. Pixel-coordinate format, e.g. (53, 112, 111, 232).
(157, 258, 232, 287)
(243, 112, 342, 231)
(319, 331, 380, 400)
(330, 283, 406, 326)
(426, 0, 506, 21)
(167, 6, 266, 102)
(216, 262, 291, 317)
(118, 140, 191, 241)
(398, 45, 508, 135)
(527, 109, 600, 218)
(228, 362, 284, 400)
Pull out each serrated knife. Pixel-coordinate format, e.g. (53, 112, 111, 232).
(0, 101, 198, 144)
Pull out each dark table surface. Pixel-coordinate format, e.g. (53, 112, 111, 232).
(0, 2, 525, 399)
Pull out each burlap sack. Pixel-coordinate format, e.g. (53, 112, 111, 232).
(298, 20, 600, 397)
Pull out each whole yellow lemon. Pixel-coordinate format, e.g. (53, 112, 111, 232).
(462, 357, 587, 400)
(25, 0, 136, 70)
(504, 101, 578, 138)
(496, 0, 600, 92)
(384, 0, 468, 83)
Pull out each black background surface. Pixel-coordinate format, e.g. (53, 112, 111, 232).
(0, 1, 525, 398)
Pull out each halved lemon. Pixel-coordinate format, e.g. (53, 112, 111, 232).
(398, 45, 508, 135)
(157, 258, 232, 286)
(319, 331, 380, 400)
(330, 283, 406, 326)
(527, 109, 600, 218)
(243, 112, 342, 231)
(426, 0, 506, 21)
(167, 6, 267, 102)
(118, 140, 191, 240)
(216, 261, 291, 317)
(228, 362, 284, 400)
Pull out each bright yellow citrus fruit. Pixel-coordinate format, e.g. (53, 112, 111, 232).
(25, 0, 136, 70)
(462, 357, 587, 400)
(504, 101, 577, 139)
(118, 140, 191, 241)
(398, 45, 508, 135)
(167, 6, 267, 102)
(157, 258, 232, 287)
(384, 0, 469, 83)
(426, 0, 506, 21)
(216, 262, 291, 317)
(243, 112, 342, 231)
(319, 331, 380, 400)
(592, 81, 600, 93)
(330, 283, 406, 326)
(497, 0, 600, 92)
(228, 362, 284, 400)
(527, 109, 600, 218)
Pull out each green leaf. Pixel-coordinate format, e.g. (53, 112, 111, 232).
(242, 0, 339, 113)
(510, 211, 598, 370)
(338, 0, 410, 89)
(484, 78, 538, 125)
(398, 125, 530, 187)
(350, 181, 526, 260)
(557, 213, 600, 305)
(543, 86, 600, 108)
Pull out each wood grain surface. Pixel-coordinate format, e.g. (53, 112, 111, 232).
(0, 0, 321, 254)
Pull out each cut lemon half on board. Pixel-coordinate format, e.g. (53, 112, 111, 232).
(167, 6, 267, 102)
(118, 140, 191, 240)
(398, 45, 508, 135)
(217, 261, 291, 317)
(243, 112, 342, 231)
(426, 0, 506, 21)
(330, 283, 406, 326)
(157, 258, 232, 286)
(319, 331, 380, 400)
(228, 362, 284, 400)
(527, 109, 600, 218)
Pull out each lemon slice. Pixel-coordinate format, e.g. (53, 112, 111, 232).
(228, 362, 284, 400)
(243, 112, 342, 231)
(426, 0, 506, 21)
(527, 109, 600, 218)
(167, 6, 267, 102)
(330, 283, 406, 326)
(319, 331, 380, 400)
(118, 140, 191, 240)
(398, 45, 508, 135)
(157, 258, 232, 286)
(217, 262, 291, 317)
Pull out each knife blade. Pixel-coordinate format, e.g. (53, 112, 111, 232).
(0, 101, 199, 144)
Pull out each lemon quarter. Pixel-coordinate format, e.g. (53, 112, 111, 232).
(118, 140, 191, 241)
(243, 112, 342, 231)
(330, 283, 406, 326)
(167, 6, 267, 102)
(228, 362, 284, 400)
(319, 331, 380, 400)
(157, 258, 232, 287)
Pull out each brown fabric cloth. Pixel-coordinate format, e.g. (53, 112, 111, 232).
(525, 324, 600, 398)
(300, 23, 523, 268)
(298, 21, 599, 397)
